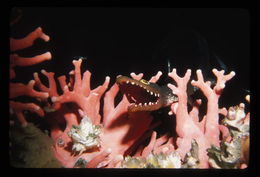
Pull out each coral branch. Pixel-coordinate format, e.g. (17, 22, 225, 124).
(153, 133, 170, 150)
(212, 69, 236, 95)
(168, 69, 192, 138)
(149, 71, 163, 83)
(191, 69, 235, 146)
(51, 59, 110, 124)
(107, 155, 124, 168)
(34, 70, 61, 110)
(10, 27, 50, 52)
(10, 52, 51, 68)
(153, 137, 175, 155)
(141, 131, 157, 158)
(10, 80, 49, 99)
(34, 70, 59, 97)
(102, 83, 124, 127)
(167, 69, 208, 168)
(10, 101, 45, 127)
(9, 80, 48, 126)
(86, 149, 112, 168)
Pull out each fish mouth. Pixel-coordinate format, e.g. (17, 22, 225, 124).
(116, 76, 162, 112)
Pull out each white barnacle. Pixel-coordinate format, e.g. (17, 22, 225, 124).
(157, 151, 181, 168)
(224, 105, 247, 131)
(68, 116, 101, 154)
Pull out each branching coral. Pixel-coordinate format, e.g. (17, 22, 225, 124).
(10, 26, 52, 127)
(167, 68, 236, 168)
(10, 51, 250, 168)
(32, 58, 164, 168)
(32, 59, 110, 167)
(9, 14, 249, 169)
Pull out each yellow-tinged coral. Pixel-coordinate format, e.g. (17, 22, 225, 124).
(122, 151, 181, 168)
(121, 156, 146, 168)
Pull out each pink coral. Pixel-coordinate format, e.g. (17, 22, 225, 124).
(10, 26, 51, 127)
(9, 16, 249, 169)
(167, 68, 235, 168)
(134, 131, 175, 158)
(33, 58, 164, 167)
(10, 30, 244, 167)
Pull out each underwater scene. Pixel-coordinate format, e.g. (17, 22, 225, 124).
(9, 7, 250, 169)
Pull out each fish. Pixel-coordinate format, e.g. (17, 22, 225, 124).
(116, 75, 178, 112)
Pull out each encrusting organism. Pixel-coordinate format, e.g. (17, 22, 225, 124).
(207, 98, 250, 169)
(68, 115, 102, 155)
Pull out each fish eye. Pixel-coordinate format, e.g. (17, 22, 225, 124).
(140, 79, 150, 85)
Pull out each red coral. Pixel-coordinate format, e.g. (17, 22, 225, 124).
(33, 58, 164, 167)
(9, 29, 241, 167)
(9, 13, 249, 169)
(51, 59, 110, 125)
(10, 27, 51, 127)
(16, 52, 239, 168)
(135, 131, 175, 158)
(167, 68, 235, 168)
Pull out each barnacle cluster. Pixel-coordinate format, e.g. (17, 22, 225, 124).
(207, 103, 249, 168)
(182, 139, 200, 168)
(222, 103, 249, 136)
(207, 137, 241, 169)
(68, 116, 102, 155)
(121, 151, 181, 168)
